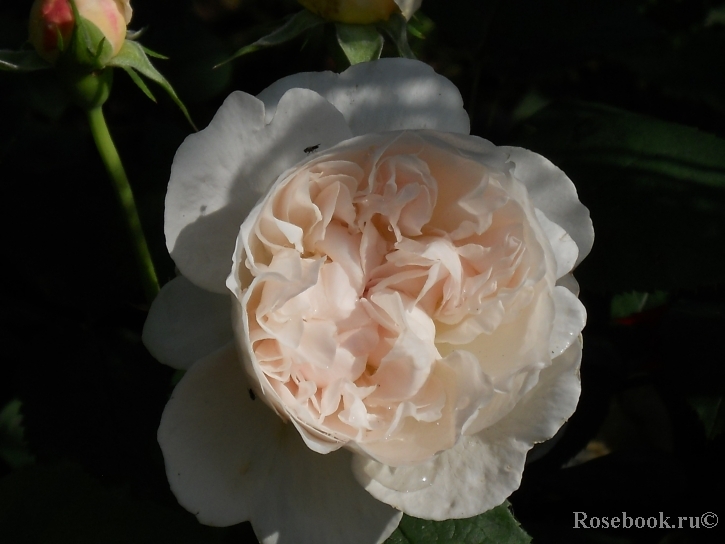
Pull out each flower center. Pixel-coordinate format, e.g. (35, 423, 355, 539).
(238, 132, 549, 465)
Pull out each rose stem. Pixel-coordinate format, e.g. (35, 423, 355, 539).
(87, 106, 160, 303)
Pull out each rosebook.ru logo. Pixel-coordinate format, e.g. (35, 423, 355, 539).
(573, 512, 718, 530)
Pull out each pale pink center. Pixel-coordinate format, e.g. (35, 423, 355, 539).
(236, 132, 553, 465)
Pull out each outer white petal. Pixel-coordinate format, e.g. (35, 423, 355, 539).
(257, 58, 470, 136)
(556, 273, 580, 296)
(158, 343, 402, 544)
(549, 286, 586, 359)
(352, 340, 582, 520)
(535, 208, 579, 279)
(142, 275, 233, 369)
(166, 89, 353, 293)
(503, 146, 594, 266)
(395, 0, 423, 19)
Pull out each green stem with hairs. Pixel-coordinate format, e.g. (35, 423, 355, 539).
(87, 106, 159, 302)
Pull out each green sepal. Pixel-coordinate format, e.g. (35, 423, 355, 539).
(122, 66, 156, 102)
(0, 49, 50, 72)
(141, 45, 168, 60)
(219, 10, 324, 67)
(377, 13, 416, 59)
(108, 40, 196, 130)
(335, 23, 384, 65)
(63, 0, 115, 70)
(55, 24, 66, 55)
(61, 67, 113, 110)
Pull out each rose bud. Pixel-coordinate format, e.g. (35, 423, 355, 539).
(297, 0, 421, 24)
(28, 0, 132, 63)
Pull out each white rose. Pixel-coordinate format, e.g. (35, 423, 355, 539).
(143, 58, 593, 544)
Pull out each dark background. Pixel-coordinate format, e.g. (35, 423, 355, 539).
(1, 1, 724, 542)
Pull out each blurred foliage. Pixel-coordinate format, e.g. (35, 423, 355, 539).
(611, 292, 669, 320)
(0, 400, 35, 470)
(1, 0, 724, 543)
(516, 101, 725, 292)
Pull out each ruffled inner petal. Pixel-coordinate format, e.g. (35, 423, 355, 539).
(229, 130, 575, 467)
(351, 340, 582, 520)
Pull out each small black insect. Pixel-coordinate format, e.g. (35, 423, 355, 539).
(248, 388, 256, 401)
(304, 144, 320, 154)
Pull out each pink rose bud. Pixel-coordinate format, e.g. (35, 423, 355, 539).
(297, 0, 421, 24)
(29, 0, 132, 63)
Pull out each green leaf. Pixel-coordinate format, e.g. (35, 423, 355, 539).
(220, 10, 324, 66)
(385, 502, 531, 544)
(108, 40, 196, 130)
(407, 12, 435, 41)
(610, 291, 668, 320)
(687, 395, 724, 440)
(0, 49, 50, 72)
(335, 23, 384, 65)
(515, 101, 725, 291)
(64, 0, 114, 69)
(706, 5, 725, 26)
(377, 13, 416, 59)
(0, 399, 35, 469)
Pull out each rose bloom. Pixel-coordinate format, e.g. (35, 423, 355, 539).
(143, 59, 592, 544)
(29, 0, 132, 62)
(297, 0, 421, 24)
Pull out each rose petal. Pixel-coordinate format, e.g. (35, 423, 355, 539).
(556, 273, 580, 296)
(257, 58, 470, 137)
(166, 89, 353, 292)
(158, 343, 402, 543)
(142, 275, 233, 369)
(395, 0, 423, 19)
(352, 339, 582, 520)
(502, 146, 594, 265)
(549, 285, 586, 359)
(491, 338, 583, 445)
(535, 208, 579, 279)
(436, 280, 553, 387)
